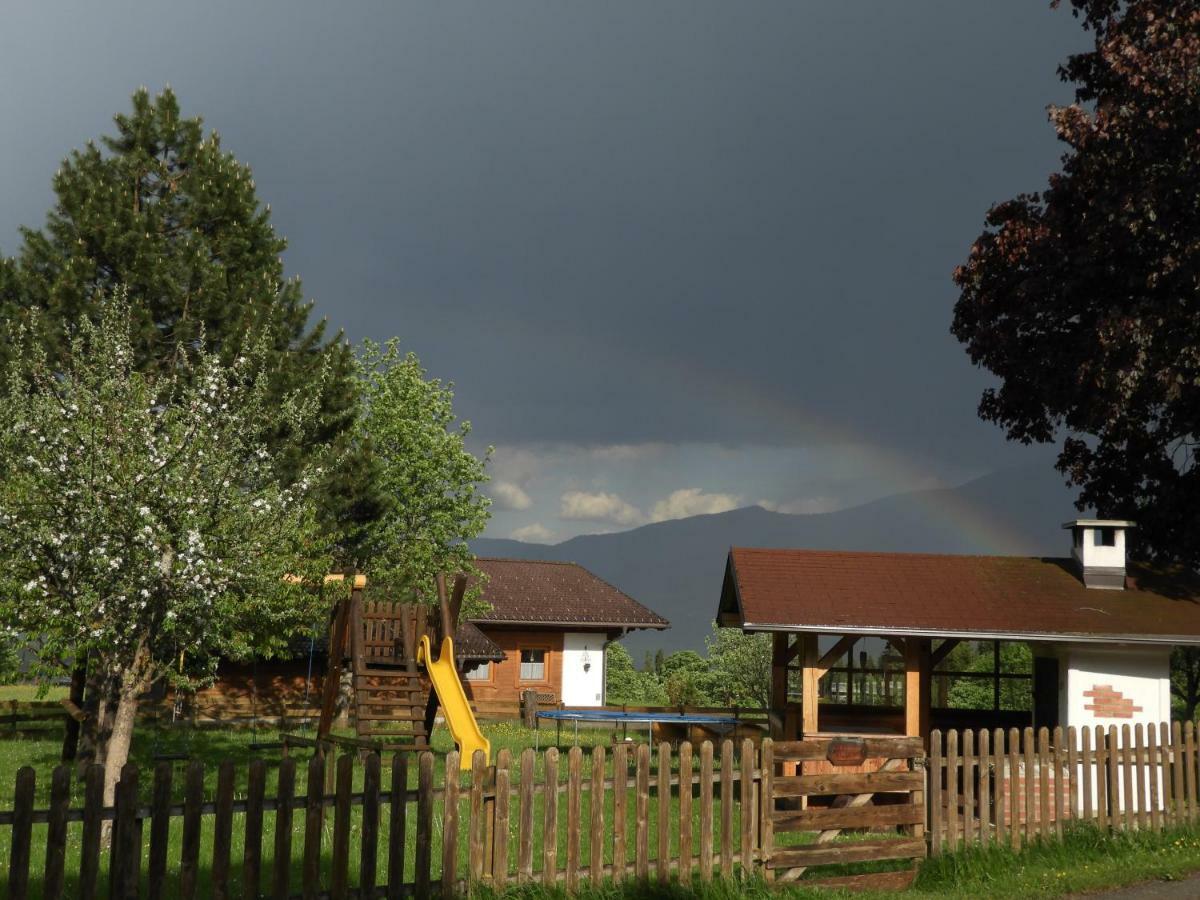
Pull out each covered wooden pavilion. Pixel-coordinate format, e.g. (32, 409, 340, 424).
(717, 538, 1200, 746)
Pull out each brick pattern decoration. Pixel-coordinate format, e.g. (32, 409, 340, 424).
(1083, 684, 1143, 718)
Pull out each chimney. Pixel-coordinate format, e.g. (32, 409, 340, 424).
(1062, 519, 1135, 589)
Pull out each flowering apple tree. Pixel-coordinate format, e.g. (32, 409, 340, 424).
(0, 295, 332, 800)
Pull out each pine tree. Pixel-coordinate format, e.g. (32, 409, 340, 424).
(0, 87, 366, 546)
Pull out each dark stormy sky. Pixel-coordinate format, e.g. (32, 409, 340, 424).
(1, 2, 1085, 542)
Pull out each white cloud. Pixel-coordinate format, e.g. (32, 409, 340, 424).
(559, 490, 646, 526)
(650, 488, 742, 522)
(757, 496, 843, 515)
(490, 480, 533, 511)
(511, 522, 554, 543)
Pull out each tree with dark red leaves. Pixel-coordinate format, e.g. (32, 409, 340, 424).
(953, 1, 1200, 566)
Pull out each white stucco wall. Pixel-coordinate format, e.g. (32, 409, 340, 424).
(561, 632, 605, 706)
(1062, 645, 1171, 813)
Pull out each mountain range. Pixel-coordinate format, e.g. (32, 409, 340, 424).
(472, 464, 1083, 656)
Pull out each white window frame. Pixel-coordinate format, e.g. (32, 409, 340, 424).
(519, 648, 547, 681)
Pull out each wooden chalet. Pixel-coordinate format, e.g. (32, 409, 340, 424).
(463, 557, 669, 717)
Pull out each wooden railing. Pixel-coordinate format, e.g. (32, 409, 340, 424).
(2, 739, 772, 899)
(929, 721, 1200, 854)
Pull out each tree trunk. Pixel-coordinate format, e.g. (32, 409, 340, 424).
(103, 683, 140, 807)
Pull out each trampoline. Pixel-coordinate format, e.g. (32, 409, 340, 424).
(535, 708, 744, 749)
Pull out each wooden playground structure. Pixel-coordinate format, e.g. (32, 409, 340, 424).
(305, 572, 478, 756)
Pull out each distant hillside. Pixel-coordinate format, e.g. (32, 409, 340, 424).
(473, 465, 1081, 655)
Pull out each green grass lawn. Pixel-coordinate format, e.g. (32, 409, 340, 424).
(0, 683, 68, 702)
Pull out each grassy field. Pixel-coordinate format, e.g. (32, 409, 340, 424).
(0, 683, 68, 702)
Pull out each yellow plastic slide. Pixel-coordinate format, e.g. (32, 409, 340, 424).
(417, 634, 490, 770)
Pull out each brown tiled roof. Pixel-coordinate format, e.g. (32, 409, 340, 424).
(454, 622, 505, 662)
(470, 558, 668, 630)
(719, 547, 1200, 645)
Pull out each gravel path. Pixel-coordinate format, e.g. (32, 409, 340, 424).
(1077, 874, 1200, 899)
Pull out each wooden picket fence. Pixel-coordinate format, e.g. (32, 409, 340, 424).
(929, 721, 1200, 854)
(2, 738, 776, 899)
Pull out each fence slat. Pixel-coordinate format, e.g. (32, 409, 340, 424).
(993, 728, 1006, 849)
(588, 746, 604, 888)
(679, 742, 693, 877)
(612, 743, 628, 879)
(120, 763, 142, 900)
(1066, 726, 1079, 828)
(387, 753, 407, 900)
(1021, 727, 1035, 843)
(1160, 722, 1175, 829)
(1036, 727, 1050, 842)
(1108, 725, 1122, 831)
(442, 750, 462, 897)
(1148, 726, 1161, 832)
(947, 727, 959, 850)
(180, 760, 204, 900)
(244, 758, 266, 900)
(1096, 726, 1109, 832)
(273, 756, 296, 900)
(1052, 726, 1065, 840)
(495, 749, 513, 889)
(8, 766, 34, 900)
(518, 749, 535, 883)
(211, 760, 235, 900)
(962, 729, 975, 845)
(542, 747, 559, 888)
(43, 764, 71, 900)
(759, 739, 774, 882)
(720, 740, 733, 877)
(635, 743, 650, 880)
(469, 751, 487, 883)
(1121, 724, 1135, 832)
(1081, 727, 1093, 825)
(1134, 725, 1148, 832)
(699, 741, 714, 880)
(332, 754, 354, 900)
(148, 763, 175, 897)
(658, 742, 672, 884)
(416, 752, 434, 898)
(79, 764, 104, 900)
(568, 746, 583, 891)
(1008, 728, 1021, 850)
(304, 755, 325, 900)
(740, 738, 755, 870)
(1185, 722, 1197, 823)
(1172, 722, 1185, 827)
(978, 728, 991, 848)
(360, 753, 380, 897)
(928, 730, 943, 855)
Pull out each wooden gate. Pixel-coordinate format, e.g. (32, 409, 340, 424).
(765, 736, 927, 890)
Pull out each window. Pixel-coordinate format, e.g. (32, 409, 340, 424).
(519, 649, 546, 681)
(1094, 527, 1116, 547)
(464, 661, 491, 682)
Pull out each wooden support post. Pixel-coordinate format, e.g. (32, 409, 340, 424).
(770, 634, 789, 740)
(318, 594, 353, 739)
(904, 638, 931, 741)
(801, 633, 820, 736)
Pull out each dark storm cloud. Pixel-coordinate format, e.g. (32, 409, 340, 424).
(1, 2, 1084, 470)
